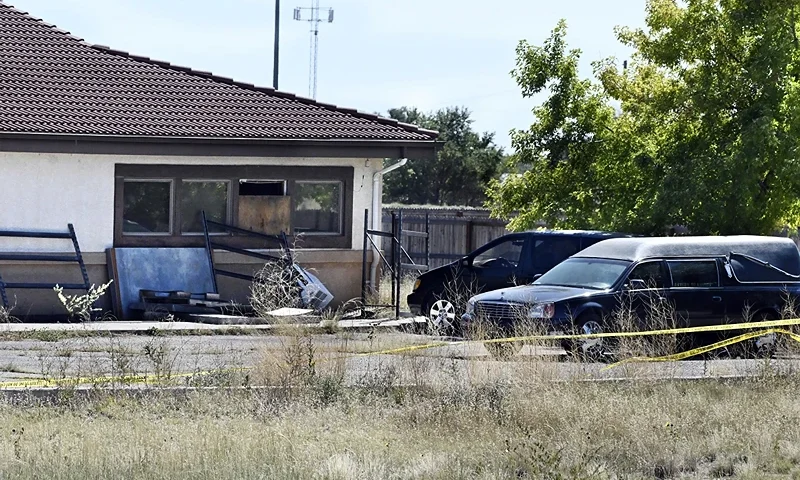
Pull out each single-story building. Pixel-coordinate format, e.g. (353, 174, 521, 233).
(0, 2, 438, 317)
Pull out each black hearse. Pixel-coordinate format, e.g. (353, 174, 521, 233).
(407, 230, 631, 332)
(460, 236, 800, 358)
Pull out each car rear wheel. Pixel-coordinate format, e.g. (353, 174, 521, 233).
(723, 310, 779, 359)
(704, 310, 780, 360)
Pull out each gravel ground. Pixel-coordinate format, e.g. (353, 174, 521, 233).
(0, 331, 796, 387)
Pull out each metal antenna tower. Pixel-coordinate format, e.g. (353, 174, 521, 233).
(293, 0, 334, 99)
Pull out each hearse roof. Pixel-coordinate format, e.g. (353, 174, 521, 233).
(574, 236, 800, 269)
(522, 229, 632, 238)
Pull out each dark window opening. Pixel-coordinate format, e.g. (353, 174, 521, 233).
(239, 180, 286, 196)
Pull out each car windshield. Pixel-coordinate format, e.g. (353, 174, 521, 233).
(533, 258, 631, 290)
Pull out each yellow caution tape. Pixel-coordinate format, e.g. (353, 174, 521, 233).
(602, 329, 786, 370)
(352, 318, 800, 357)
(353, 341, 455, 357)
(0, 367, 252, 389)
(3, 318, 799, 388)
(484, 317, 800, 343)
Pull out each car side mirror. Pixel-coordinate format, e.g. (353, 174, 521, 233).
(627, 279, 648, 291)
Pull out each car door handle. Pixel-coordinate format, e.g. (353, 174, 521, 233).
(712, 296, 722, 302)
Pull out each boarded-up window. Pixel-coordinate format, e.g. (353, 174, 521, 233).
(237, 180, 290, 234)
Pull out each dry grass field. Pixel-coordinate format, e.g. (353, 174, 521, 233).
(0, 317, 796, 480)
(0, 275, 797, 478)
(0, 372, 798, 479)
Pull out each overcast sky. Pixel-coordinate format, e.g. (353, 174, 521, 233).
(6, 0, 647, 150)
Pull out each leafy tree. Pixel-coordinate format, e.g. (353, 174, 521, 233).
(384, 107, 506, 206)
(489, 1, 800, 235)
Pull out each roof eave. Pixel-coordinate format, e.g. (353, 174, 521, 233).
(0, 131, 440, 160)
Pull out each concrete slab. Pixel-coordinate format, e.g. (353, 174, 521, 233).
(0, 321, 268, 333)
(0, 315, 428, 334)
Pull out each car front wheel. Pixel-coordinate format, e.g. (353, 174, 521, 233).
(562, 313, 610, 362)
(422, 296, 459, 336)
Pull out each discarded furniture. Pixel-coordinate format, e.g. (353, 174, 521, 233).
(202, 211, 334, 311)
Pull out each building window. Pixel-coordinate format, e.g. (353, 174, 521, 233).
(180, 180, 230, 234)
(115, 165, 352, 249)
(293, 181, 342, 234)
(122, 180, 172, 235)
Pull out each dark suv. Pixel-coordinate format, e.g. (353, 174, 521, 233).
(407, 230, 631, 331)
(461, 236, 800, 358)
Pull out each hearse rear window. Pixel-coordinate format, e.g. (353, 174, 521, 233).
(667, 260, 719, 287)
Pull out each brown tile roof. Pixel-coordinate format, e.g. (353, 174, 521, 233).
(0, 2, 438, 142)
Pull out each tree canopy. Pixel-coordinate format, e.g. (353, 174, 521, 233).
(489, 0, 800, 235)
(384, 106, 506, 206)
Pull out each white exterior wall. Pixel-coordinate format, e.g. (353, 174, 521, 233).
(0, 151, 380, 252)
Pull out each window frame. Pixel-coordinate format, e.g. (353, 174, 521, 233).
(120, 178, 175, 237)
(531, 235, 582, 272)
(625, 260, 667, 290)
(472, 236, 526, 269)
(292, 179, 344, 236)
(178, 178, 232, 236)
(114, 164, 353, 249)
(666, 258, 721, 289)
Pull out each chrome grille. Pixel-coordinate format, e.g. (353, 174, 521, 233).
(475, 301, 527, 320)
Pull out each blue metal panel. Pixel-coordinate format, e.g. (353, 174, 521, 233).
(108, 248, 215, 320)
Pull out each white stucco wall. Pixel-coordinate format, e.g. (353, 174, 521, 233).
(0, 151, 380, 253)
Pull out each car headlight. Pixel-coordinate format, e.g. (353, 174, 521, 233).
(412, 279, 421, 291)
(465, 298, 476, 315)
(529, 302, 555, 319)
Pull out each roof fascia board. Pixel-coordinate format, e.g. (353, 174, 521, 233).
(0, 133, 440, 160)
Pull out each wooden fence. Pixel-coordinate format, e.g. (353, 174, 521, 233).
(378, 210, 800, 271)
(381, 207, 511, 269)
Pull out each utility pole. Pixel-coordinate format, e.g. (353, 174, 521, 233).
(293, 0, 334, 99)
(273, 0, 280, 89)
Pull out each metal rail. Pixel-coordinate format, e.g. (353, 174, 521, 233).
(0, 224, 92, 316)
(360, 209, 430, 319)
(201, 211, 292, 290)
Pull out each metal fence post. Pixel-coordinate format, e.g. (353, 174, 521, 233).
(390, 211, 397, 313)
(425, 212, 430, 269)
(396, 210, 403, 319)
(361, 208, 369, 312)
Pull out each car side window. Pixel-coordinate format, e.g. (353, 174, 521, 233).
(473, 238, 524, 269)
(627, 261, 665, 289)
(667, 260, 719, 287)
(532, 237, 582, 272)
